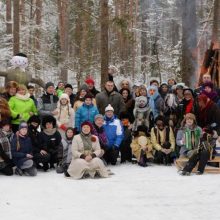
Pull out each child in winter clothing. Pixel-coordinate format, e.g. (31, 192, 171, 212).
(0, 119, 14, 176)
(151, 115, 175, 165)
(131, 125, 154, 167)
(11, 122, 37, 176)
(54, 93, 75, 137)
(39, 115, 63, 170)
(56, 127, 75, 174)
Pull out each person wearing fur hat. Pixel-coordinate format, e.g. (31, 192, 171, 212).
(147, 85, 165, 120)
(11, 121, 37, 176)
(66, 121, 110, 179)
(39, 115, 63, 170)
(0, 119, 14, 176)
(176, 113, 209, 175)
(0, 81, 18, 101)
(159, 82, 170, 100)
(151, 115, 175, 165)
(85, 77, 100, 97)
(131, 125, 154, 167)
(53, 93, 75, 137)
(119, 112, 133, 163)
(103, 104, 124, 165)
(92, 114, 108, 157)
(133, 96, 154, 132)
(64, 84, 76, 107)
(37, 82, 59, 118)
(75, 93, 99, 132)
(96, 81, 126, 117)
(8, 84, 38, 133)
(56, 127, 75, 174)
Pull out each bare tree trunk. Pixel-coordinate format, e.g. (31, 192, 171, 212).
(6, 0, 12, 35)
(57, 0, 69, 82)
(100, 0, 109, 89)
(20, 0, 25, 25)
(212, 0, 220, 49)
(181, 0, 197, 87)
(13, 0, 20, 55)
(35, 0, 42, 52)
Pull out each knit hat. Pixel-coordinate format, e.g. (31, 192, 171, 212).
(80, 84, 88, 91)
(85, 77, 95, 85)
(27, 115, 41, 125)
(105, 104, 114, 112)
(59, 93, 70, 101)
(45, 82, 54, 90)
(183, 88, 194, 96)
(81, 121, 93, 130)
(19, 121, 28, 130)
(64, 84, 73, 90)
(94, 114, 104, 121)
(203, 81, 214, 89)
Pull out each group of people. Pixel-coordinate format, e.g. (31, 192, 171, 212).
(1, 72, 220, 179)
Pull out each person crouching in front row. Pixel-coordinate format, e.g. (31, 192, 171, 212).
(65, 121, 110, 179)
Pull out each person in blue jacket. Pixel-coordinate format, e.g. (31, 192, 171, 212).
(75, 93, 99, 132)
(103, 104, 124, 165)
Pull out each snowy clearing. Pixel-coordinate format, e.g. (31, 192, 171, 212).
(1, 164, 220, 220)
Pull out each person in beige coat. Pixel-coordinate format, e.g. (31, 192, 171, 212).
(54, 93, 75, 137)
(130, 125, 154, 167)
(66, 121, 110, 179)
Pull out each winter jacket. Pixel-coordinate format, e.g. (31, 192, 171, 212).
(96, 90, 126, 116)
(28, 125, 41, 154)
(75, 103, 99, 131)
(103, 115, 124, 148)
(92, 124, 108, 150)
(11, 134, 33, 168)
(89, 87, 100, 97)
(37, 93, 58, 117)
(8, 94, 38, 125)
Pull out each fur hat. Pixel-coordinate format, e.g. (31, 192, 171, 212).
(18, 121, 28, 130)
(45, 82, 54, 90)
(27, 115, 41, 125)
(42, 115, 56, 128)
(105, 104, 114, 112)
(81, 121, 93, 131)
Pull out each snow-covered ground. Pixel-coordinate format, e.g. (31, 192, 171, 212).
(1, 164, 220, 220)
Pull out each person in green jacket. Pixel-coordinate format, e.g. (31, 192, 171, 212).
(56, 81, 65, 97)
(8, 84, 38, 132)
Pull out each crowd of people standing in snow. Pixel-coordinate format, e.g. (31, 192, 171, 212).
(1, 71, 220, 179)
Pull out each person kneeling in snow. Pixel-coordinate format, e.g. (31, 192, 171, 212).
(66, 121, 110, 179)
(11, 122, 37, 176)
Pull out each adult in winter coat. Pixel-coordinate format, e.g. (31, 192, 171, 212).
(64, 84, 76, 108)
(103, 104, 124, 165)
(151, 115, 175, 165)
(54, 93, 75, 137)
(131, 125, 154, 167)
(0, 80, 18, 101)
(11, 122, 37, 176)
(66, 121, 110, 179)
(147, 85, 165, 120)
(37, 82, 59, 118)
(96, 81, 126, 117)
(75, 94, 99, 132)
(92, 114, 108, 157)
(39, 115, 63, 170)
(0, 119, 13, 176)
(8, 84, 38, 132)
(177, 113, 209, 175)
